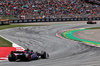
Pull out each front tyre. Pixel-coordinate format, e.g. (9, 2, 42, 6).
(41, 51, 49, 59)
(46, 54, 49, 58)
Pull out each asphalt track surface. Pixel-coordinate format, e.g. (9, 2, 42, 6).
(1, 21, 100, 66)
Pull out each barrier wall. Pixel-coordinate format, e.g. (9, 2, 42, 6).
(0, 17, 100, 25)
(0, 19, 10, 25)
(10, 18, 100, 23)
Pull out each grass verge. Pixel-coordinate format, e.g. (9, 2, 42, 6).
(0, 24, 47, 30)
(86, 27, 100, 29)
(0, 37, 12, 47)
(1, 16, 19, 20)
(0, 24, 47, 47)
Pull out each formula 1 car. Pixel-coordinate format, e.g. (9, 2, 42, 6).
(87, 21, 96, 24)
(8, 49, 49, 62)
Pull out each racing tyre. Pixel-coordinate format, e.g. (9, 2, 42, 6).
(41, 51, 47, 59)
(8, 54, 16, 62)
(87, 22, 89, 24)
(25, 54, 31, 61)
(46, 53, 49, 58)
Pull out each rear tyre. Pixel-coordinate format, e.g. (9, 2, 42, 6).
(8, 54, 16, 62)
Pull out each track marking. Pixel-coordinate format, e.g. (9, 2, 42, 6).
(56, 28, 100, 48)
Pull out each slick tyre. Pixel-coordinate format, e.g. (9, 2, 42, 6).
(41, 51, 46, 59)
(46, 53, 49, 58)
(8, 54, 16, 62)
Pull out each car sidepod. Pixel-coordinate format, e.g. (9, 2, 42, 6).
(31, 53, 38, 60)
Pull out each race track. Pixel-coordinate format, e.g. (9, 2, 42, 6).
(0, 21, 100, 66)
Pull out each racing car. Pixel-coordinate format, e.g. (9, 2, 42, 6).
(8, 49, 49, 62)
(87, 21, 97, 24)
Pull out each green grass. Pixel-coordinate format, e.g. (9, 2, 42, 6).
(87, 27, 100, 29)
(0, 24, 46, 30)
(0, 24, 47, 47)
(1, 16, 19, 20)
(0, 37, 12, 47)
